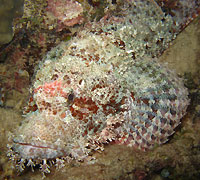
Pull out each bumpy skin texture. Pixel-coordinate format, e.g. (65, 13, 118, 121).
(46, 0, 84, 27)
(11, 0, 189, 165)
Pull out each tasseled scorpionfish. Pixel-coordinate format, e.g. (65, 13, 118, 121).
(8, 0, 199, 174)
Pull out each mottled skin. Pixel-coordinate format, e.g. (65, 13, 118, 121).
(12, 38, 189, 160)
(8, 0, 192, 174)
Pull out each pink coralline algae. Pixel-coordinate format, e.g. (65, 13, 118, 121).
(7, 0, 198, 175)
(46, 0, 84, 28)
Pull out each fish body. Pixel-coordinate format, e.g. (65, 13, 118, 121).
(8, 0, 196, 173)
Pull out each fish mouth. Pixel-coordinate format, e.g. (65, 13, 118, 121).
(15, 142, 55, 150)
(12, 141, 64, 160)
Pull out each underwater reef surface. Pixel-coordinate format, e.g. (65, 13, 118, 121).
(0, 0, 200, 179)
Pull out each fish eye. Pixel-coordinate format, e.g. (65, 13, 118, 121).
(68, 93, 74, 101)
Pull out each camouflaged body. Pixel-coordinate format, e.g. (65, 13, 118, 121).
(10, 0, 189, 165)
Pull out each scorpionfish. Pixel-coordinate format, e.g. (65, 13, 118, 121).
(8, 0, 193, 173)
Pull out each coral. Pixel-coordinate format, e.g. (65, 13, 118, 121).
(46, 0, 84, 30)
(7, 0, 192, 175)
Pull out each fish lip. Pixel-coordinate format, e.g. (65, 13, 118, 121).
(13, 138, 56, 150)
(12, 141, 65, 160)
(14, 141, 56, 150)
